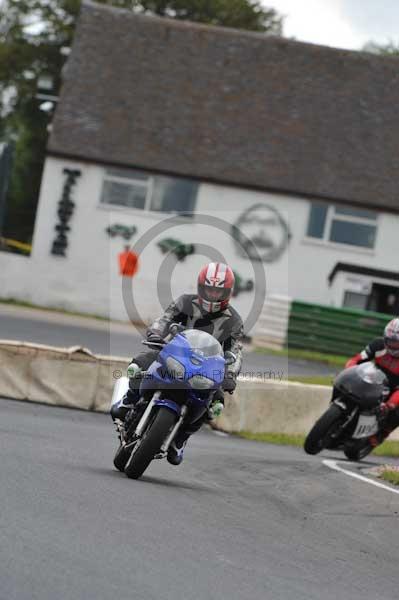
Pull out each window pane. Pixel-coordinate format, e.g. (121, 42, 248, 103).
(151, 177, 198, 217)
(101, 180, 146, 209)
(307, 203, 328, 238)
(334, 206, 377, 220)
(330, 220, 376, 248)
(343, 291, 368, 310)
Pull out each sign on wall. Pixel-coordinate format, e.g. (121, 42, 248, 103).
(118, 246, 139, 277)
(232, 203, 291, 263)
(51, 168, 81, 257)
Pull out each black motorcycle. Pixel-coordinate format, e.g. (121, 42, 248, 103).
(304, 362, 389, 461)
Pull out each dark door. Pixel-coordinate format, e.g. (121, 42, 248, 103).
(367, 283, 399, 315)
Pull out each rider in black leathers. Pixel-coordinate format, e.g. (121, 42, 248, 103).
(111, 262, 243, 465)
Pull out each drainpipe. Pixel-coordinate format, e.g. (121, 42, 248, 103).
(0, 141, 14, 246)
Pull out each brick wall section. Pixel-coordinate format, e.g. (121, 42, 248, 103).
(48, 0, 399, 212)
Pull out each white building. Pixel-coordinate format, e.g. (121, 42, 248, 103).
(2, 1, 399, 334)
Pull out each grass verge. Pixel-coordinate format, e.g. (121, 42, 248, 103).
(373, 441, 399, 458)
(288, 375, 334, 386)
(0, 297, 109, 321)
(235, 431, 399, 457)
(255, 346, 346, 368)
(236, 431, 306, 446)
(379, 469, 399, 486)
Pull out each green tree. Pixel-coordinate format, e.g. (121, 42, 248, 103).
(362, 40, 399, 56)
(0, 0, 283, 244)
(131, 0, 282, 32)
(0, 0, 78, 242)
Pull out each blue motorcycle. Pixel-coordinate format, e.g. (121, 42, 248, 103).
(112, 326, 232, 479)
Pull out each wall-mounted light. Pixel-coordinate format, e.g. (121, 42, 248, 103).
(39, 101, 54, 112)
(37, 74, 53, 92)
(36, 74, 59, 104)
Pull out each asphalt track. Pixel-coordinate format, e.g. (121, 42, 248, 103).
(0, 304, 335, 378)
(0, 398, 397, 600)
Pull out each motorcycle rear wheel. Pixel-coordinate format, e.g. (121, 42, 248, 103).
(343, 440, 373, 462)
(124, 407, 177, 480)
(304, 404, 344, 455)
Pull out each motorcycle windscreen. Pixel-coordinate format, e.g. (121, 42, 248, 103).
(334, 362, 388, 409)
(180, 329, 223, 358)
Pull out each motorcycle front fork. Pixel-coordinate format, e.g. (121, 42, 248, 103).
(114, 395, 155, 449)
(119, 392, 188, 457)
(327, 401, 358, 444)
(159, 405, 188, 455)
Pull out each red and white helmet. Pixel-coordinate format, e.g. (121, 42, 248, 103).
(384, 318, 399, 357)
(197, 262, 235, 313)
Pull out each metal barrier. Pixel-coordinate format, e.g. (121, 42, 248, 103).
(287, 301, 392, 356)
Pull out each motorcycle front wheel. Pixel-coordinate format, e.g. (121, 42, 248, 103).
(304, 404, 345, 455)
(124, 407, 177, 480)
(113, 444, 132, 472)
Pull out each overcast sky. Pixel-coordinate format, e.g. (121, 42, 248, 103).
(266, 0, 399, 50)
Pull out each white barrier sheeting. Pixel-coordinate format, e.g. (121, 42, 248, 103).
(1, 340, 397, 440)
(0, 340, 125, 412)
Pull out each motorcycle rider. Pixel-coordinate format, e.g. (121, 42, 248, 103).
(111, 262, 243, 465)
(344, 317, 399, 448)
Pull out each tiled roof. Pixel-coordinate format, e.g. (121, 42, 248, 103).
(48, 0, 399, 212)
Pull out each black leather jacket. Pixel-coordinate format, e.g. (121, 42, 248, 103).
(147, 294, 243, 379)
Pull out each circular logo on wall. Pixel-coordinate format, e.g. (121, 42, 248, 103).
(232, 203, 291, 263)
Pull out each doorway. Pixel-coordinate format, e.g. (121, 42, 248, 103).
(367, 283, 399, 315)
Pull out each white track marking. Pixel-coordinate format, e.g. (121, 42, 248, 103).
(323, 459, 399, 496)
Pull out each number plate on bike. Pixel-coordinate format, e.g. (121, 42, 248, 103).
(352, 414, 379, 439)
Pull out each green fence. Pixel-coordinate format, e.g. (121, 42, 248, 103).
(287, 301, 393, 356)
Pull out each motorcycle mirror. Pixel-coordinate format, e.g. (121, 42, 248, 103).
(224, 351, 236, 366)
(169, 323, 185, 336)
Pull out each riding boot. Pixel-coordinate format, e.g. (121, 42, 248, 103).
(167, 430, 191, 466)
(167, 414, 207, 466)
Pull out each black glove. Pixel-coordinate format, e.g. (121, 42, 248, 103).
(147, 331, 164, 344)
(213, 388, 225, 404)
(222, 376, 236, 394)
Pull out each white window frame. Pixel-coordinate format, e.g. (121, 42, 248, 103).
(304, 203, 378, 252)
(342, 290, 369, 310)
(100, 171, 154, 212)
(99, 169, 197, 219)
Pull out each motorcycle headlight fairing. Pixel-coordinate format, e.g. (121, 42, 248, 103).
(188, 375, 214, 389)
(165, 356, 185, 379)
